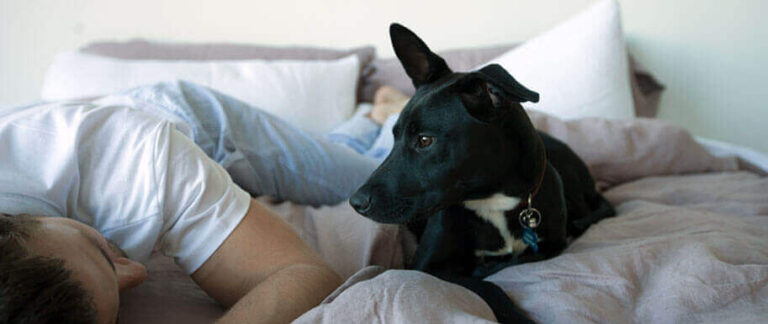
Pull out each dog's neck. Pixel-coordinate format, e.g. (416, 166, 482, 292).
(498, 108, 548, 198)
(463, 193, 527, 257)
(463, 193, 520, 211)
(501, 140, 548, 210)
(462, 145, 547, 257)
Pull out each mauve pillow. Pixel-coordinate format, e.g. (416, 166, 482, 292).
(524, 109, 738, 186)
(80, 40, 376, 100)
(627, 55, 664, 118)
(360, 46, 663, 118)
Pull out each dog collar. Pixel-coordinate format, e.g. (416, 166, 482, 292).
(529, 149, 548, 199)
(517, 148, 547, 210)
(517, 149, 546, 253)
(516, 148, 547, 230)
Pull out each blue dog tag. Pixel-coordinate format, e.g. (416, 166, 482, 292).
(523, 228, 539, 253)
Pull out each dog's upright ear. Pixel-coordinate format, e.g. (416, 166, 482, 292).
(390, 23, 451, 88)
(476, 64, 539, 104)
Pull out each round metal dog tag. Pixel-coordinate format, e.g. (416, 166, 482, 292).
(519, 208, 542, 229)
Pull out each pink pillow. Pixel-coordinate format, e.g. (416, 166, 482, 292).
(526, 110, 739, 186)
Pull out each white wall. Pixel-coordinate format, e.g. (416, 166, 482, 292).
(2, 0, 767, 152)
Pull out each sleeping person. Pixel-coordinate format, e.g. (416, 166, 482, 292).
(0, 81, 390, 324)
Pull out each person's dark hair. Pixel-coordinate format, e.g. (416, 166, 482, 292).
(0, 214, 97, 324)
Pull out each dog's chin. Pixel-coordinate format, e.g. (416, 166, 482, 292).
(353, 193, 446, 224)
(363, 211, 415, 224)
(361, 204, 437, 225)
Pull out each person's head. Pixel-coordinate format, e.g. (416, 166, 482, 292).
(0, 214, 147, 324)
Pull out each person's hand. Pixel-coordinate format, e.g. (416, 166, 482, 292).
(369, 86, 410, 124)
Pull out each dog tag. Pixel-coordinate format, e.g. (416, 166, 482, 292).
(518, 208, 542, 229)
(522, 227, 539, 253)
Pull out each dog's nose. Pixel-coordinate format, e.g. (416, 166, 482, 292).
(349, 191, 372, 214)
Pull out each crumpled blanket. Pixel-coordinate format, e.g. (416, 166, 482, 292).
(294, 172, 768, 323)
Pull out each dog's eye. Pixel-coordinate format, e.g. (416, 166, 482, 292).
(416, 135, 434, 148)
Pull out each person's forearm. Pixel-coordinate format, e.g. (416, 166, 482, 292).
(215, 263, 342, 324)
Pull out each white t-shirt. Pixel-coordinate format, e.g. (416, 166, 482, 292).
(0, 102, 251, 274)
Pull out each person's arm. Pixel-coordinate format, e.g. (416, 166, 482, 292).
(191, 199, 342, 323)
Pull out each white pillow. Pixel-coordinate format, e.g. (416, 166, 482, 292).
(41, 53, 360, 135)
(483, 0, 634, 120)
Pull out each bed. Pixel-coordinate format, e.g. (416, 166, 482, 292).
(34, 1, 767, 322)
(112, 114, 768, 324)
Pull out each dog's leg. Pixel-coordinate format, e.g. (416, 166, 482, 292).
(569, 192, 616, 237)
(412, 209, 534, 324)
(565, 196, 592, 238)
(435, 272, 534, 324)
(411, 209, 475, 274)
(587, 193, 616, 221)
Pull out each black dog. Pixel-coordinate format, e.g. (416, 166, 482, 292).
(350, 24, 615, 323)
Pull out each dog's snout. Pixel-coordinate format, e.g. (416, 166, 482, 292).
(349, 190, 372, 214)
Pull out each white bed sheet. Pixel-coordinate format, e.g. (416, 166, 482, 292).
(697, 137, 768, 174)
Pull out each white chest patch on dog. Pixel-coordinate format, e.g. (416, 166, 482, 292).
(463, 193, 529, 257)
